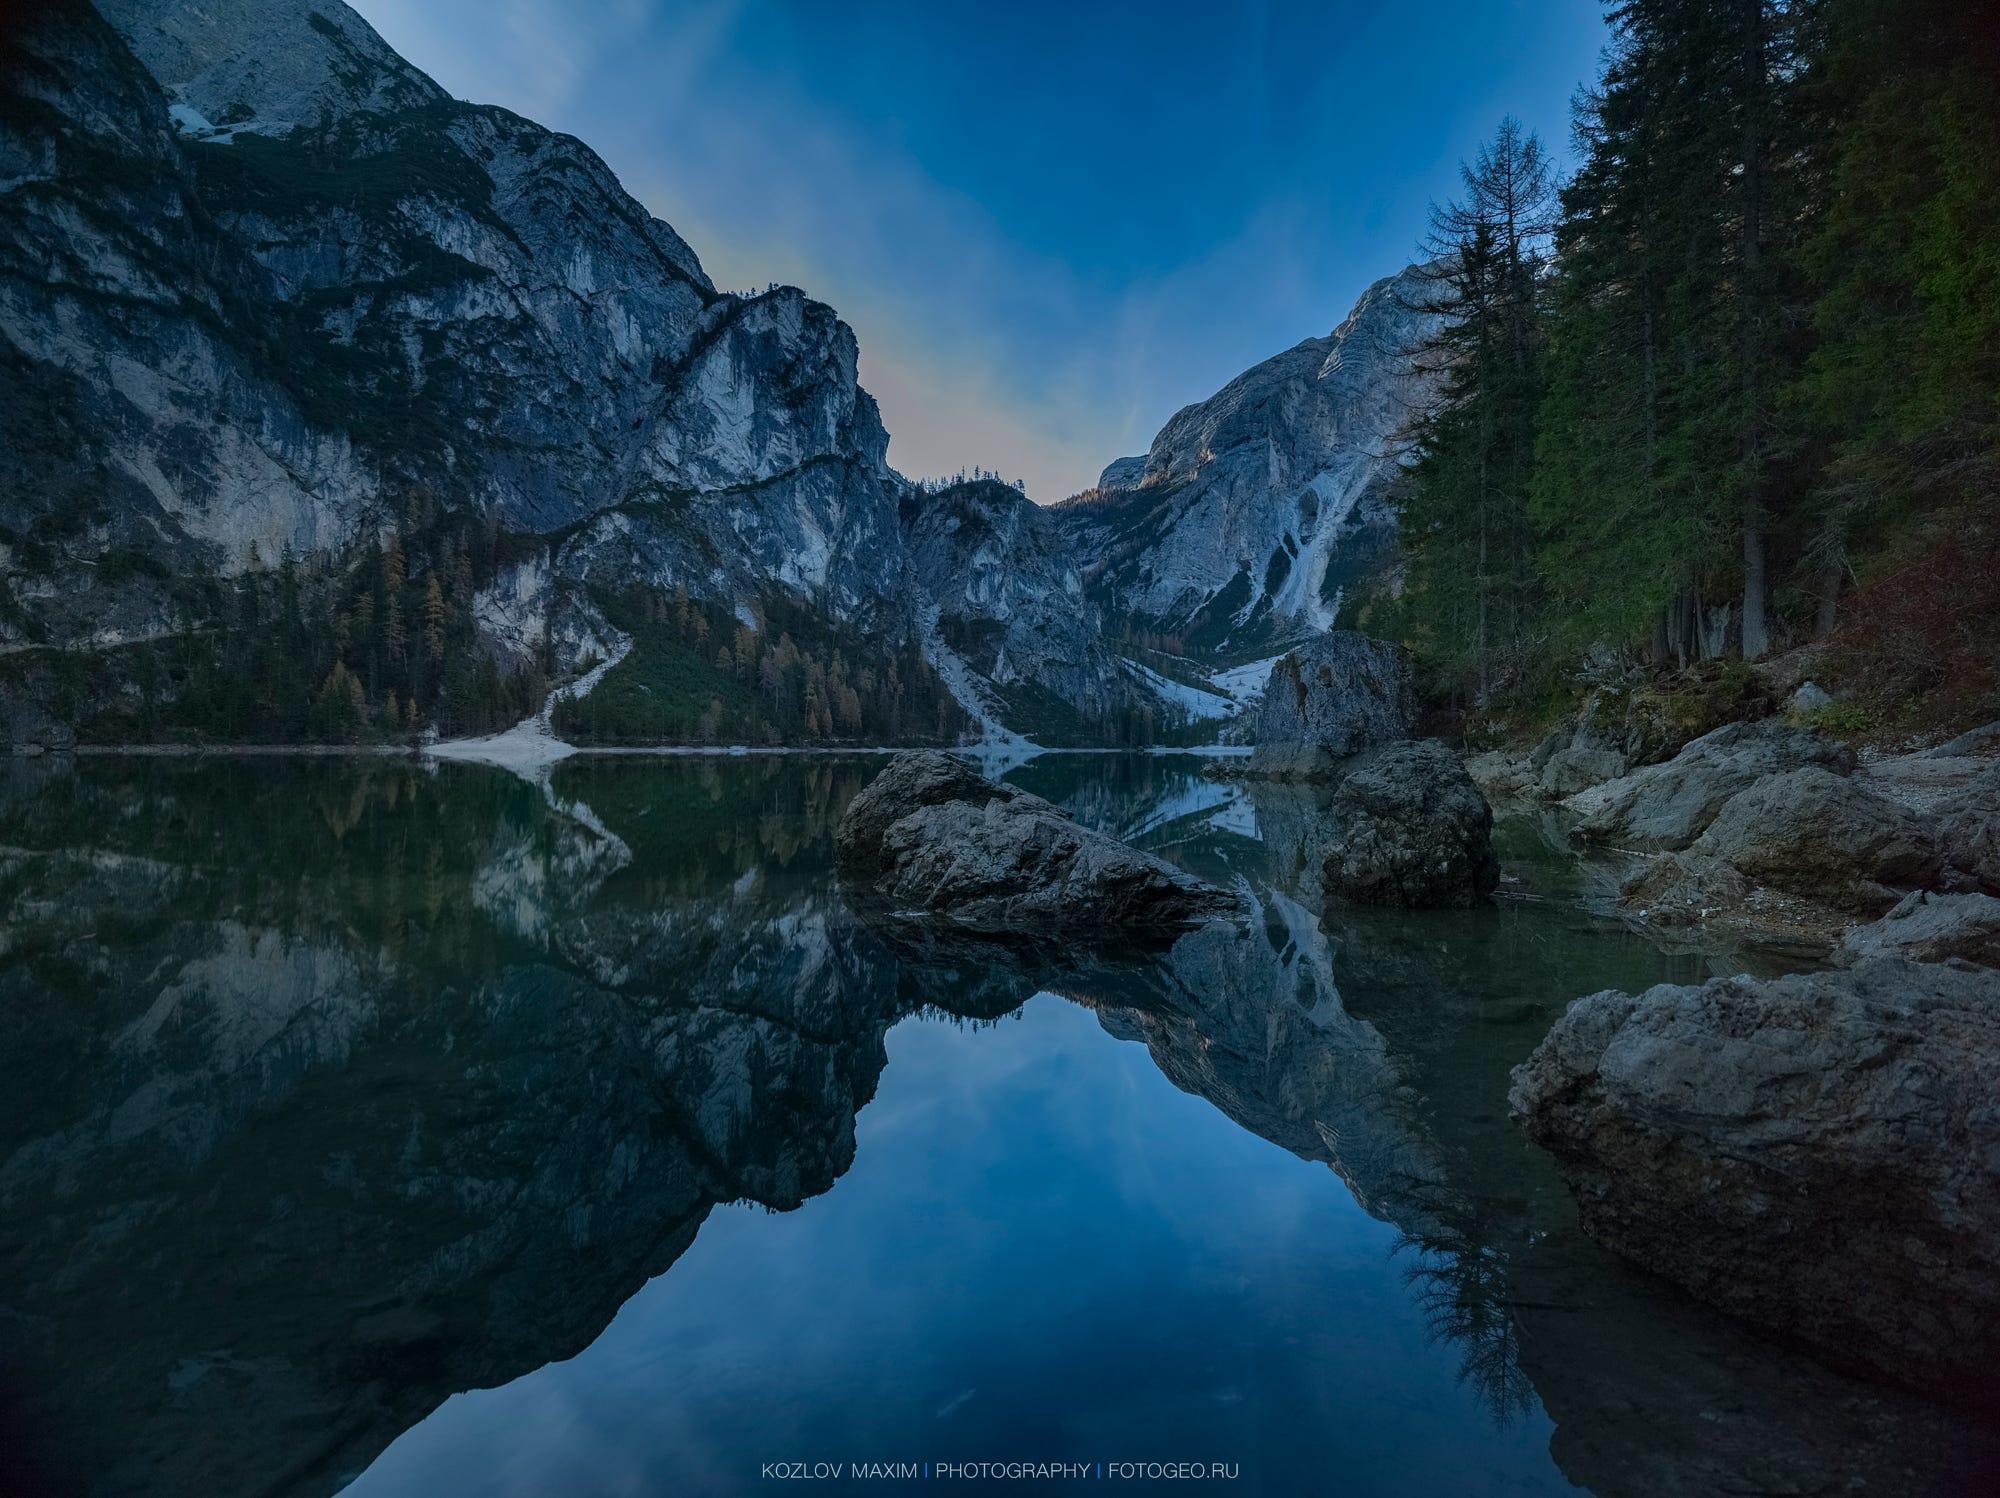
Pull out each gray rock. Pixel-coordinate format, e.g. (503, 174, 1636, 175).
(836, 752, 1234, 934)
(1318, 741, 1498, 908)
(1531, 691, 1637, 796)
(1787, 680, 1833, 713)
(1541, 744, 1630, 797)
(1243, 631, 1415, 779)
(1464, 748, 1536, 797)
(1095, 454, 1148, 491)
(1510, 958, 2000, 1396)
(1840, 890, 2000, 967)
(1924, 719, 2000, 759)
(1691, 765, 1940, 911)
(1568, 720, 1858, 849)
(1939, 761, 2000, 894)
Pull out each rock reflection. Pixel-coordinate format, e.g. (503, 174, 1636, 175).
(0, 756, 1004, 1498)
(0, 753, 1986, 1498)
(1001, 760, 1989, 1496)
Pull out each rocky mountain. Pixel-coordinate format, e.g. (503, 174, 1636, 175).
(898, 479, 1149, 741)
(1057, 265, 1440, 658)
(0, 0, 1442, 748)
(0, 0, 1149, 743)
(3, 0, 901, 646)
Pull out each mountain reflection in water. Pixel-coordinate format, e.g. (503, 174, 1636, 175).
(0, 754, 1986, 1496)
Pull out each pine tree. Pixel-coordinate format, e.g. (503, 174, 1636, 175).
(1398, 117, 1556, 698)
(422, 575, 446, 663)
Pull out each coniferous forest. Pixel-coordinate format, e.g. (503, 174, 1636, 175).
(1374, 0, 1998, 734)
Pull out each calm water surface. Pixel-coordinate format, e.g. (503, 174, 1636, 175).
(0, 753, 1985, 1495)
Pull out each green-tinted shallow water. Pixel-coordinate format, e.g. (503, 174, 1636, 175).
(0, 753, 1986, 1496)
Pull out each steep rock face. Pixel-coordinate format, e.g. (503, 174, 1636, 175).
(0, 0, 903, 674)
(1056, 266, 1439, 654)
(1510, 959, 2000, 1397)
(0, 0, 379, 646)
(1244, 629, 1414, 778)
(898, 479, 1139, 732)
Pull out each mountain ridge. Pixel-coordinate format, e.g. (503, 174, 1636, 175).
(1, 0, 1428, 748)
(1057, 264, 1438, 659)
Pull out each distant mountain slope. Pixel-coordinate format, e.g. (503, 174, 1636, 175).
(3, 0, 907, 657)
(0, 0, 1437, 748)
(899, 479, 1155, 743)
(1057, 266, 1439, 658)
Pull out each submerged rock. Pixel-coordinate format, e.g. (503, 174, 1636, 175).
(1690, 766, 1940, 912)
(1839, 890, 2000, 967)
(835, 752, 1234, 934)
(1510, 958, 2000, 1397)
(1568, 720, 1857, 850)
(1318, 741, 1498, 908)
(1244, 631, 1416, 779)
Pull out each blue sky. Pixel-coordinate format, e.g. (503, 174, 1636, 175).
(352, 0, 1608, 500)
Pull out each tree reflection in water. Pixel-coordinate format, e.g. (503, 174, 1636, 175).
(0, 752, 1985, 1498)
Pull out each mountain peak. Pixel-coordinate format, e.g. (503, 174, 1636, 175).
(1055, 267, 1439, 655)
(94, 0, 441, 138)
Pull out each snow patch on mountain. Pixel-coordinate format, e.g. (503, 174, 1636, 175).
(427, 633, 631, 773)
(1120, 660, 1234, 722)
(1057, 265, 1441, 656)
(1210, 655, 1285, 707)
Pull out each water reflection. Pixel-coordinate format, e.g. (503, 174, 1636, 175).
(873, 763, 1990, 1496)
(0, 756, 1001, 1496)
(0, 754, 1987, 1497)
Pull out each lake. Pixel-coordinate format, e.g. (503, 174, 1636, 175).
(0, 753, 1983, 1495)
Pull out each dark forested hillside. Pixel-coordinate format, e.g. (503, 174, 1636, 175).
(1372, 0, 1999, 736)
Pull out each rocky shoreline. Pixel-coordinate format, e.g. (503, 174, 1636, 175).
(1470, 709, 2000, 957)
(1510, 956, 2000, 1401)
(836, 630, 1999, 1408)
(1451, 674, 2000, 1398)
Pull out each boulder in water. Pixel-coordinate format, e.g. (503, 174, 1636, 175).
(1318, 741, 1498, 909)
(1244, 631, 1415, 780)
(1510, 958, 2000, 1397)
(836, 752, 1234, 935)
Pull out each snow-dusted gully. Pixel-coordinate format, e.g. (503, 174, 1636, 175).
(426, 634, 635, 776)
